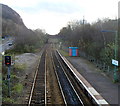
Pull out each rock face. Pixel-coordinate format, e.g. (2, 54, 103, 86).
(1, 4, 24, 25)
(1, 3, 28, 36)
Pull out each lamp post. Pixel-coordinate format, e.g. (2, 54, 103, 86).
(101, 30, 118, 82)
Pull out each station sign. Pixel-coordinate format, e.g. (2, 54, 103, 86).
(112, 59, 118, 66)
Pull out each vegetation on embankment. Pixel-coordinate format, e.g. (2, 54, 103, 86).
(5, 28, 48, 54)
(2, 62, 26, 104)
(58, 18, 119, 67)
(2, 53, 39, 104)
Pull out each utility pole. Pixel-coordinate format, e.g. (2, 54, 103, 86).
(82, 16, 85, 52)
(83, 16, 85, 31)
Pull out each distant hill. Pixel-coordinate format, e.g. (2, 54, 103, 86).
(1, 4, 27, 36)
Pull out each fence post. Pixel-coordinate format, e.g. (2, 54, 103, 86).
(103, 63, 105, 71)
(107, 66, 110, 73)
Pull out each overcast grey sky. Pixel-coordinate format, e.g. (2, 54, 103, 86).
(1, 0, 119, 34)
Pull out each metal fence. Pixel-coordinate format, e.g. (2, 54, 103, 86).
(78, 50, 120, 82)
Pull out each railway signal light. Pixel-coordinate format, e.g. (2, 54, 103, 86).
(5, 56, 11, 66)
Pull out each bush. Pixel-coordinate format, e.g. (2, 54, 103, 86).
(100, 43, 114, 65)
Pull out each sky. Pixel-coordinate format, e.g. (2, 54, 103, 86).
(0, 0, 119, 35)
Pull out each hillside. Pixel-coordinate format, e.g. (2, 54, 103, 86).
(1, 4, 27, 37)
(2, 4, 24, 25)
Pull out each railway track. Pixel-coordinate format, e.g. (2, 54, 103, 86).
(46, 46, 64, 104)
(52, 50, 84, 105)
(28, 50, 46, 105)
(28, 46, 64, 105)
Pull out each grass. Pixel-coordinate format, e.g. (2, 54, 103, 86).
(3, 97, 15, 104)
(12, 83, 23, 94)
(0, 56, 2, 70)
(59, 50, 69, 57)
(14, 63, 26, 71)
(11, 74, 19, 81)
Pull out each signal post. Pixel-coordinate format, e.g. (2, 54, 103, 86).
(5, 56, 11, 97)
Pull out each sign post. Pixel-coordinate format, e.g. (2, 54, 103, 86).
(114, 31, 118, 82)
(112, 59, 119, 82)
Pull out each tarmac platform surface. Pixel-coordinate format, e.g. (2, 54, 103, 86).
(67, 56, 120, 105)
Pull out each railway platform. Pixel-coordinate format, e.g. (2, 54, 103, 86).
(65, 56, 120, 105)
